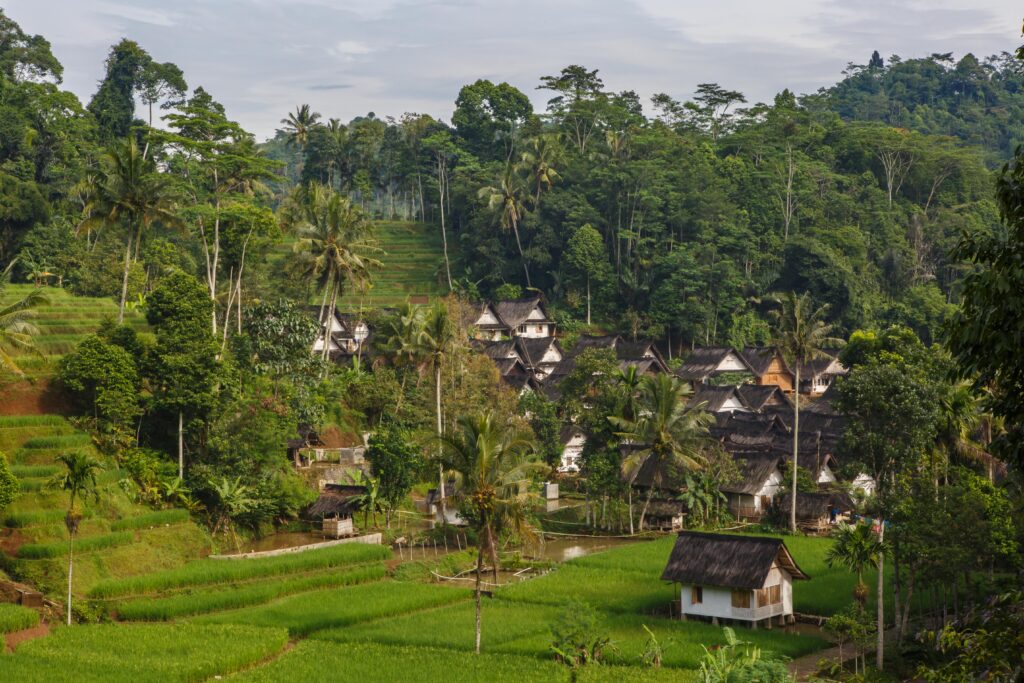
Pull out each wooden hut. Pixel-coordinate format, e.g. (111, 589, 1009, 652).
(307, 483, 366, 538)
(720, 455, 784, 519)
(661, 532, 808, 627)
(776, 491, 855, 533)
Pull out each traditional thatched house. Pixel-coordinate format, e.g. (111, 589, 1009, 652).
(797, 355, 848, 396)
(720, 455, 784, 519)
(311, 308, 371, 363)
(307, 483, 366, 537)
(516, 336, 564, 380)
(558, 425, 586, 473)
(736, 385, 792, 413)
(741, 346, 795, 392)
(776, 491, 856, 532)
(426, 479, 466, 526)
(472, 296, 554, 340)
(661, 532, 808, 626)
(692, 385, 750, 414)
(676, 347, 755, 385)
(570, 335, 668, 375)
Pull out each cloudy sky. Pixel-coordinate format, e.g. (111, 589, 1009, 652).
(5, 1, 1022, 139)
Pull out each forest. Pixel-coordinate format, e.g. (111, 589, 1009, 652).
(1, 7, 1024, 682)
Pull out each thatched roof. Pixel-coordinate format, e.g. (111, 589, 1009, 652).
(661, 532, 808, 588)
(559, 424, 585, 445)
(493, 296, 550, 329)
(741, 346, 791, 377)
(426, 479, 460, 507)
(307, 484, 365, 518)
(692, 385, 746, 413)
(776, 491, 854, 520)
(721, 455, 782, 495)
(516, 336, 561, 368)
(475, 339, 521, 362)
(572, 334, 620, 355)
(676, 347, 754, 381)
(797, 355, 848, 379)
(737, 385, 792, 412)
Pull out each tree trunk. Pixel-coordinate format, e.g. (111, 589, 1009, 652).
(899, 568, 915, 641)
(436, 361, 447, 526)
(323, 279, 339, 365)
(876, 523, 885, 671)
(510, 216, 531, 287)
(474, 538, 484, 654)
(437, 156, 453, 292)
(638, 486, 654, 533)
(118, 231, 133, 324)
(586, 276, 591, 325)
(627, 486, 634, 535)
(791, 366, 800, 532)
(66, 532, 74, 625)
(177, 411, 184, 480)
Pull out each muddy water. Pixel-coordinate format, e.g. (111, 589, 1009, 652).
(531, 535, 645, 562)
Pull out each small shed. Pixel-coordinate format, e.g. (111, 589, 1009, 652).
(776, 491, 856, 532)
(720, 455, 784, 519)
(661, 532, 808, 627)
(426, 479, 466, 526)
(307, 484, 365, 538)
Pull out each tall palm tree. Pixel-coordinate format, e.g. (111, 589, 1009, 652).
(771, 292, 844, 532)
(441, 412, 541, 654)
(376, 300, 426, 412)
(280, 104, 321, 149)
(287, 183, 382, 363)
(0, 262, 47, 376)
(478, 166, 532, 287)
(826, 522, 883, 605)
(419, 301, 457, 524)
(518, 134, 562, 207)
(51, 451, 102, 625)
(610, 374, 713, 533)
(79, 138, 180, 323)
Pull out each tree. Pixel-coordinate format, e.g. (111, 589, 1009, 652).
(826, 522, 883, 605)
(479, 165, 532, 287)
(79, 138, 180, 323)
(418, 300, 456, 524)
(51, 451, 102, 625)
(441, 412, 540, 653)
(518, 134, 561, 207)
(0, 264, 46, 376)
(0, 10, 63, 83)
(771, 292, 843, 532)
(365, 424, 419, 527)
(947, 130, 1024, 468)
(549, 599, 610, 670)
(610, 374, 712, 534)
(59, 334, 140, 430)
(146, 271, 220, 479)
(87, 39, 152, 141)
(285, 183, 381, 363)
(564, 224, 606, 325)
(452, 79, 532, 161)
(280, 103, 321, 175)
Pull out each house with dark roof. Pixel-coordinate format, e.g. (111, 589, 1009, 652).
(797, 355, 848, 396)
(776, 491, 856, 532)
(692, 385, 750, 414)
(736, 385, 792, 413)
(516, 336, 564, 380)
(720, 455, 784, 519)
(676, 347, 755, 385)
(661, 532, 808, 626)
(307, 483, 366, 538)
(472, 296, 554, 340)
(741, 346, 795, 392)
(569, 335, 668, 375)
(310, 307, 372, 363)
(558, 425, 586, 473)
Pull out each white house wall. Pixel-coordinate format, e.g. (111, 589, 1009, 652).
(851, 472, 876, 496)
(716, 352, 750, 372)
(678, 562, 794, 622)
(475, 308, 501, 326)
(817, 464, 837, 484)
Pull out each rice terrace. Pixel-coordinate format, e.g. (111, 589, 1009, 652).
(1, 2, 1023, 682)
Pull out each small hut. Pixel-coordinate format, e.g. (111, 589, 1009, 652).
(426, 479, 466, 526)
(661, 531, 808, 627)
(776, 491, 855, 532)
(720, 455, 784, 519)
(307, 483, 366, 538)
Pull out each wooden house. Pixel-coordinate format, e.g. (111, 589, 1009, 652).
(661, 532, 808, 626)
(558, 425, 586, 473)
(472, 296, 554, 340)
(720, 455, 784, 519)
(741, 346, 795, 392)
(307, 483, 366, 538)
(797, 355, 848, 396)
(676, 347, 755, 385)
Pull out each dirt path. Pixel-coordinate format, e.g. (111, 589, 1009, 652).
(5, 620, 50, 651)
(788, 627, 899, 681)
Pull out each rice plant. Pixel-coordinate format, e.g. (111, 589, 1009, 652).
(0, 603, 39, 633)
(110, 509, 190, 531)
(18, 531, 134, 559)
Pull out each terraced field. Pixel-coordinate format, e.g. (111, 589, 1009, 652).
(275, 220, 451, 310)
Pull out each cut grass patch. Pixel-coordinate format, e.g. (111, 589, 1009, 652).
(196, 580, 468, 636)
(89, 542, 391, 599)
(1, 623, 288, 682)
(115, 564, 387, 621)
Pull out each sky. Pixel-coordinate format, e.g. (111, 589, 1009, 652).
(5, 1, 1022, 139)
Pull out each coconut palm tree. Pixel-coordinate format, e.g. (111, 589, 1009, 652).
(51, 451, 102, 625)
(287, 183, 382, 364)
(79, 138, 180, 323)
(937, 380, 997, 482)
(478, 166, 532, 287)
(826, 522, 883, 606)
(0, 261, 47, 376)
(610, 374, 713, 533)
(771, 292, 844, 532)
(419, 300, 457, 525)
(441, 412, 541, 654)
(376, 300, 426, 412)
(518, 134, 562, 207)
(280, 104, 321, 149)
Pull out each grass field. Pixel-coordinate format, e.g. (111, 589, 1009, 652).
(0, 602, 39, 633)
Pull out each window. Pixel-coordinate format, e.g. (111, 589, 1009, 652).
(731, 590, 751, 609)
(756, 584, 782, 607)
(691, 586, 703, 605)
(536, 325, 544, 333)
